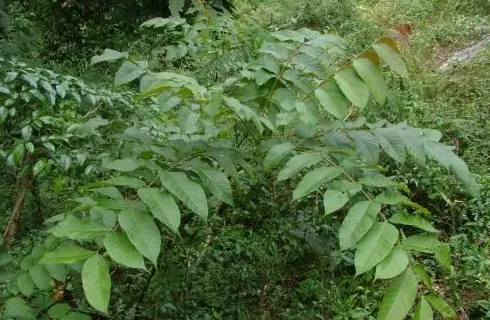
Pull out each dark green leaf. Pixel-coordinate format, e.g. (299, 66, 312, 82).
(115, 61, 146, 86)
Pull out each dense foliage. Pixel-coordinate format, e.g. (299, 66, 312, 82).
(1, 0, 489, 319)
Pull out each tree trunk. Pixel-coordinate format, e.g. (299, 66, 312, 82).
(2, 173, 31, 245)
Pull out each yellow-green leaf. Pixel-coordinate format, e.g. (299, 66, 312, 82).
(377, 268, 418, 320)
(137, 188, 180, 233)
(334, 67, 370, 109)
(339, 201, 380, 250)
(81, 254, 111, 314)
(414, 298, 433, 320)
(355, 222, 399, 275)
(314, 81, 349, 119)
(118, 210, 161, 267)
(293, 166, 343, 200)
(103, 233, 146, 270)
(375, 245, 409, 279)
(373, 41, 408, 77)
(159, 171, 208, 219)
(277, 153, 322, 182)
(353, 58, 387, 104)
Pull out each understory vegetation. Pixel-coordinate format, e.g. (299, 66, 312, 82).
(1, 0, 489, 319)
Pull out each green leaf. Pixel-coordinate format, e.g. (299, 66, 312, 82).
(375, 191, 408, 205)
(103, 176, 146, 189)
(197, 167, 234, 206)
(293, 167, 343, 200)
(334, 67, 370, 109)
(106, 159, 144, 172)
(272, 29, 306, 42)
(137, 188, 181, 233)
(373, 41, 409, 77)
(47, 303, 71, 319)
(339, 201, 381, 250)
(82, 254, 111, 314)
(20, 255, 35, 271)
(118, 210, 161, 266)
(331, 179, 363, 196)
(355, 222, 399, 275)
(398, 128, 426, 164)
(375, 246, 409, 279)
(49, 217, 110, 240)
(91, 187, 124, 199)
(413, 263, 432, 287)
(103, 232, 146, 270)
(29, 264, 54, 290)
(434, 244, 452, 270)
(39, 244, 95, 264)
(115, 61, 146, 86)
(277, 153, 323, 182)
(377, 268, 418, 320)
(169, 0, 185, 17)
(424, 142, 480, 197)
(315, 81, 349, 119)
(353, 58, 387, 104)
(425, 294, 456, 318)
(90, 207, 117, 229)
(348, 131, 380, 164)
(264, 142, 295, 171)
(60, 312, 91, 320)
(159, 171, 208, 219)
(18, 272, 36, 296)
(414, 298, 433, 320)
(21, 125, 33, 141)
(3, 297, 36, 320)
(91, 49, 128, 65)
(373, 128, 406, 163)
(359, 174, 396, 187)
(323, 189, 350, 215)
(403, 234, 441, 253)
(45, 264, 68, 282)
(390, 212, 438, 233)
